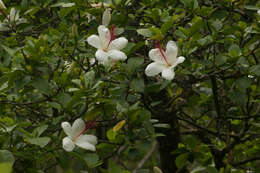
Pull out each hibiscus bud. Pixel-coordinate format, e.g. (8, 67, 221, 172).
(0, 0, 6, 10)
(153, 166, 163, 173)
(102, 8, 111, 26)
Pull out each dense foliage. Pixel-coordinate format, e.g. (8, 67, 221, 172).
(0, 0, 260, 172)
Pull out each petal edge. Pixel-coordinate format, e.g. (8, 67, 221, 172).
(145, 62, 166, 77)
(62, 137, 75, 152)
(87, 35, 101, 49)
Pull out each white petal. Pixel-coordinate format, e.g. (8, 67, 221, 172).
(166, 41, 178, 65)
(102, 8, 111, 26)
(98, 25, 110, 49)
(75, 135, 97, 151)
(162, 68, 175, 80)
(95, 49, 109, 62)
(149, 48, 165, 64)
(258, 10, 260, 16)
(177, 56, 185, 64)
(108, 37, 128, 50)
(61, 122, 73, 137)
(107, 49, 127, 61)
(145, 62, 166, 77)
(87, 35, 101, 49)
(71, 118, 85, 138)
(89, 58, 96, 65)
(62, 137, 75, 152)
(80, 134, 97, 145)
(172, 56, 185, 68)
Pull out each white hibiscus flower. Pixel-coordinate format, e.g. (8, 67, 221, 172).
(61, 118, 97, 152)
(87, 9, 128, 63)
(145, 41, 185, 80)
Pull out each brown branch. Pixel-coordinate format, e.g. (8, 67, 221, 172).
(132, 141, 157, 173)
(231, 156, 260, 167)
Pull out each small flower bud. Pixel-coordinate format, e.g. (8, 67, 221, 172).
(0, 0, 6, 10)
(102, 8, 111, 26)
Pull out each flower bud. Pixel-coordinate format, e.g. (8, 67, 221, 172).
(0, 0, 6, 10)
(102, 8, 111, 26)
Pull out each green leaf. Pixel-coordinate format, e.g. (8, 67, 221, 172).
(83, 153, 103, 168)
(153, 123, 171, 128)
(137, 29, 153, 37)
(251, 122, 260, 128)
(0, 150, 15, 165)
(31, 78, 51, 96)
(244, 5, 259, 11)
(1, 45, 19, 56)
(215, 54, 227, 66)
(0, 163, 13, 173)
(50, 2, 75, 8)
(125, 42, 145, 56)
(197, 35, 213, 46)
(32, 125, 48, 137)
(0, 81, 8, 91)
(56, 93, 72, 108)
(183, 135, 199, 150)
(126, 57, 144, 73)
(130, 78, 145, 93)
(175, 29, 187, 39)
(108, 159, 124, 173)
(228, 44, 241, 57)
(175, 153, 188, 169)
(84, 70, 95, 88)
(211, 19, 223, 31)
(48, 102, 62, 110)
(189, 16, 203, 36)
(206, 166, 218, 173)
(191, 166, 206, 173)
(229, 89, 246, 106)
(249, 65, 260, 76)
(180, 0, 191, 7)
(161, 20, 174, 34)
(153, 166, 163, 173)
(0, 150, 15, 173)
(114, 99, 129, 112)
(27, 137, 51, 148)
(236, 77, 251, 91)
(106, 129, 117, 141)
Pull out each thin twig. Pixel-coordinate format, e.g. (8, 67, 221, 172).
(132, 141, 157, 173)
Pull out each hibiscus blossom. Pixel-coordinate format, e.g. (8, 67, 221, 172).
(87, 9, 128, 63)
(61, 118, 97, 152)
(145, 41, 185, 80)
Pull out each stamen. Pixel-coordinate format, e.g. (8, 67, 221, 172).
(155, 41, 170, 66)
(105, 24, 116, 51)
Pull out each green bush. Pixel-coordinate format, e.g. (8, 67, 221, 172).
(0, 0, 259, 172)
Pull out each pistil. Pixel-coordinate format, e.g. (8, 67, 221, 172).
(155, 41, 170, 66)
(72, 119, 97, 141)
(104, 24, 116, 51)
